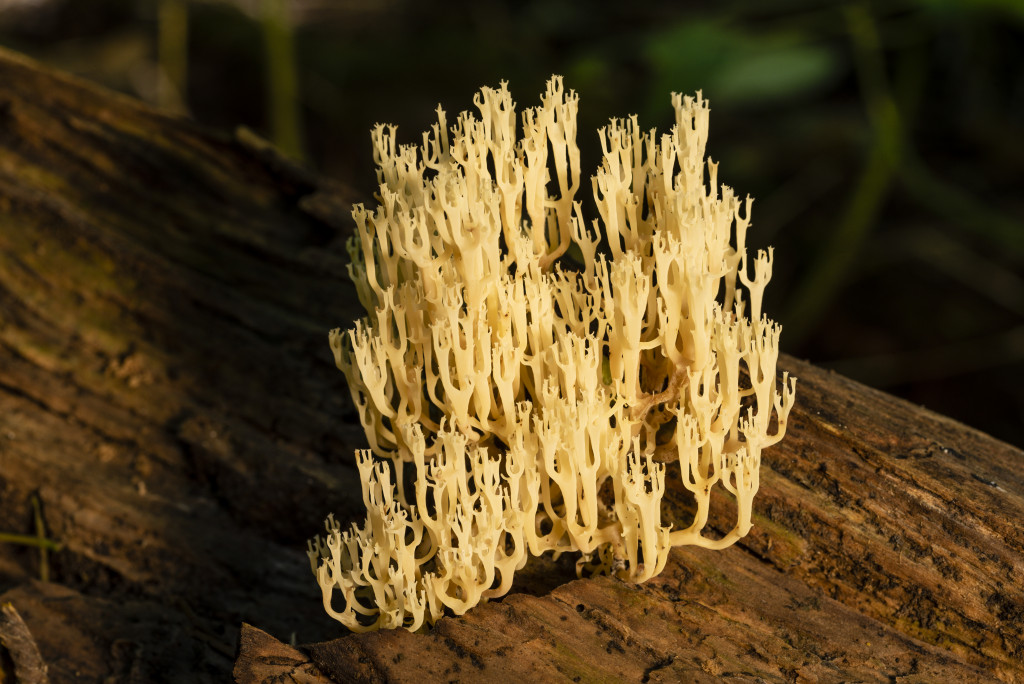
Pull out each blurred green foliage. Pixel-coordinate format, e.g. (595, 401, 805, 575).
(643, 20, 842, 105)
(0, 0, 1020, 446)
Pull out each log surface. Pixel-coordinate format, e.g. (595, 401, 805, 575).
(303, 354, 1024, 683)
(0, 46, 364, 682)
(0, 48, 1020, 684)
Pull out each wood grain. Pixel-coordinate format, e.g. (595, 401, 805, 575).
(302, 355, 1024, 683)
(0, 46, 363, 682)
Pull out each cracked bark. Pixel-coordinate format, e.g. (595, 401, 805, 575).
(0, 46, 1020, 684)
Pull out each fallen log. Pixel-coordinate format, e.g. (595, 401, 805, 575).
(0, 47, 1019, 684)
(0, 45, 363, 682)
(291, 352, 1024, 683)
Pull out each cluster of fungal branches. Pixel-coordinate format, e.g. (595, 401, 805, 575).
(309, 76, 796, 632)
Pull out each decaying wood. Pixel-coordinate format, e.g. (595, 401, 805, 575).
(0, 47, 1021, 684)
(0, 601, 49, 684)
(0, 45, 364, 682)
(295, 355, 1024, 683)
(233, 624, 331, 684)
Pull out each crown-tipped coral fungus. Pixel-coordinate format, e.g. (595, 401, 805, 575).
(309, 76, 797, 632)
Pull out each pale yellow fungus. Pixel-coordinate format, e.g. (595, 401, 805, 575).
(309, 76, 797, 632)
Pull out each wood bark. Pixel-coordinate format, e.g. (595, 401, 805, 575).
(0, 47, 1020, 684)
(0, 45, 364, 682)
(296, 354, 1024, 683)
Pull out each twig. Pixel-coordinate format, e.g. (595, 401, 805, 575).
(0, 602, 49, 684)
(31, 495, 51, 582)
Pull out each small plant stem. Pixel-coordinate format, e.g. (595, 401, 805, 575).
(262, 0, 304, 161)
(158, 0, 189, 113)
(0, 532, 61, 552)
(31, 495, 50, 582)
(784, 3, 903, 343)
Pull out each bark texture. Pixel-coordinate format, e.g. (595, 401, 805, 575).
(0, 602, 48, 684)
(0, 45, 364, 682)
(299, 354, 1024, 683)
(0, 47, 1020, 684)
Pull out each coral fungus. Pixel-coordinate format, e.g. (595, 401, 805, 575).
(309, 76, 796, 632)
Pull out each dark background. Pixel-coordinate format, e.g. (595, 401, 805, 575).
(2, 0, 1021, 447)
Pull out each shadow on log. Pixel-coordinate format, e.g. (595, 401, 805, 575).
(0, 45, 365, 681)
(0, 47, 1020, 684)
